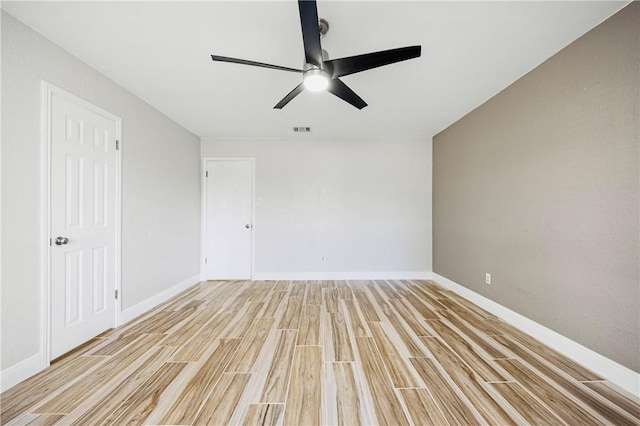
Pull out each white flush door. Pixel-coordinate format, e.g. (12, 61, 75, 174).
(205, 159, 253, 279)
(49, 91, 119, 359)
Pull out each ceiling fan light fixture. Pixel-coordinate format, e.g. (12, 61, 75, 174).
(303, 68, 330, 91)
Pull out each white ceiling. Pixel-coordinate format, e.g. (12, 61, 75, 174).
(2, 1, 628, 139)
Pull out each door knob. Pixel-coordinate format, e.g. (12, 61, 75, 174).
(245, 224, 252, 229)
(55, 236, 69, 246)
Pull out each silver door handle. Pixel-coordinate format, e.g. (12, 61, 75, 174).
(245, 224, 252, 229)
(55, 236, 69, 245)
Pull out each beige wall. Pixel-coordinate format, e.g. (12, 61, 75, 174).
(433, 3, 639, 371)
(1, 11, 201, 370)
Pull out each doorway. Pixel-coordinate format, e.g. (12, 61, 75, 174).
(44, 83, 121, 360)
(203, 158, 254, 279)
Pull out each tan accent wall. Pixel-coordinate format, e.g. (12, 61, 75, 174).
(433, 3, 639, 371)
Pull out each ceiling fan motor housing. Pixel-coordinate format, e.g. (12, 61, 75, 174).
(303, 52, 330, 71)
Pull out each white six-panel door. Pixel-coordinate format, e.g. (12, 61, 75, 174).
(49, 91, 119, 359)
(204, 159, 253, 279)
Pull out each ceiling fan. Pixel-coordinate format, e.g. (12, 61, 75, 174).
(210, 0, 421, 110)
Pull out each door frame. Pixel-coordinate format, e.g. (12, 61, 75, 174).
(201, 157, 255, 280)
(40, 81, 122, 364)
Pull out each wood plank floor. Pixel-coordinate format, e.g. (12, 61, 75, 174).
(2, 279, 639, 425)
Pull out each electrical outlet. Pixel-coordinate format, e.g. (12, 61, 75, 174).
(321, 256, 326, 262)
(485, 273, 491, 285)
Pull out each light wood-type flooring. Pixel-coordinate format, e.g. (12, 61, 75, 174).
(2, 279, 639, 425)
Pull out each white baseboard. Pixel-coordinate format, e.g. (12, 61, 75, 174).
(433, 273, 640, 398)
(252, 271, 433, 281)
(0, 352, 47, 392)
(120, 274, 201, 324)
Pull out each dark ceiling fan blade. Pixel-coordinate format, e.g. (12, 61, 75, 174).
(324, 46, 421, 78)
(298, 0, 323, 67)
(274, 82, 305, 109)
(211, 55, 303, 73)
(327, 79, 367, 110)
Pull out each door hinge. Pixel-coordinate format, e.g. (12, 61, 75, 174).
(205, 258, 208, 264)
(49, 238, 52, 246)
(205, 171, 209, 178)
(116, 140, 120, 151)
(115, 289, 119, 300)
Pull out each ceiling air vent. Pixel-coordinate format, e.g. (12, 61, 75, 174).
(293, 126, 312, 133)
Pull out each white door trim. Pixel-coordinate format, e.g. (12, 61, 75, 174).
(41, 81, 122, 364)
(201, 157, 255, 280)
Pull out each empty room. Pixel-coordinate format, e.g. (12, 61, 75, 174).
(1, 0, 638, 425)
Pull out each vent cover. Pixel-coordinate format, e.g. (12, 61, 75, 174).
(293, 126, 312, 133)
